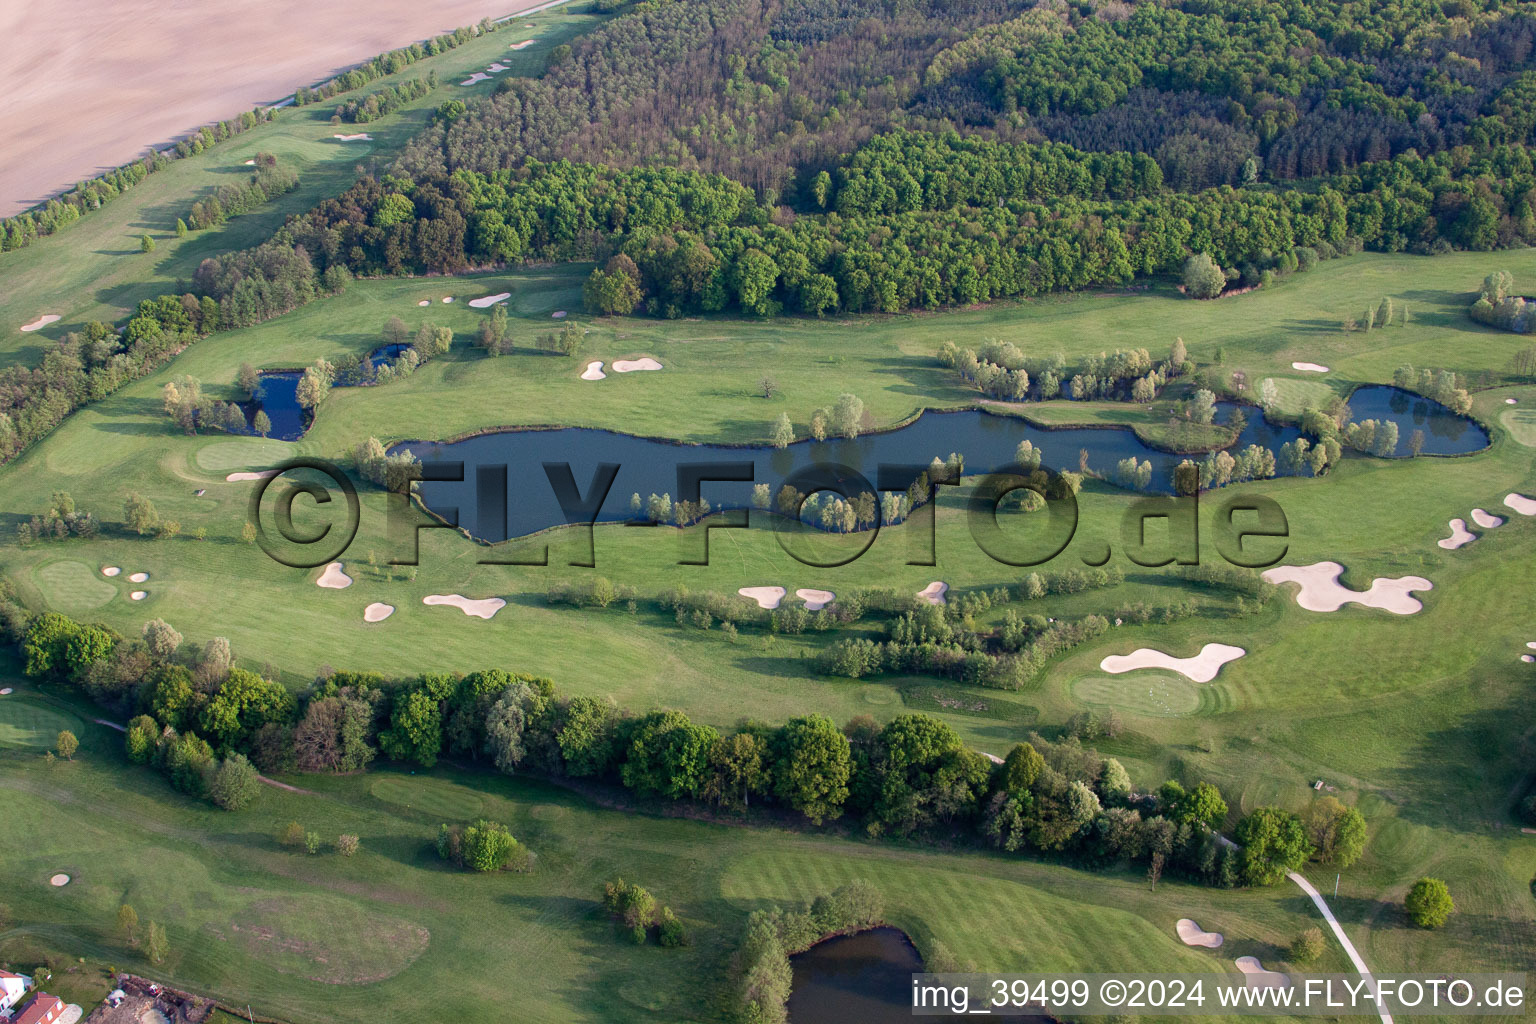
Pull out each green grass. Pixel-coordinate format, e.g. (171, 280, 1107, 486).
(0, 692, 82, 749)
(1498, 405, 1536, 447)
(32, 560, 117, 613)
(0, 687, 1351, 1023)
(1070, 670, 1206, 717)
(2, 245, 1536, 1016)
(0, 6, 605, 364)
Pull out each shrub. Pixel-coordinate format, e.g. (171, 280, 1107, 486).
(1405, 877, 1454, 928)
(1289, 927, 1326, 963)
(337, 833, 360, 857)
(279, 820, 306, 847)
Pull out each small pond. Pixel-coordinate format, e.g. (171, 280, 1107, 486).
(787, 927, 1046, 1023)
(240, 344, 412, 441)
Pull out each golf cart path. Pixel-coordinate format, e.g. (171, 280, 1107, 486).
(1288, 871, 1394, 1024)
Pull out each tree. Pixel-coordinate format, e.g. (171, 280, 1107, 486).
(207, 753, 261, 810)
(1099, 758, 1132, 804)
(142, 618, 183, 660)
(55, 730, 77, 760)
(383, 315, 410, 346)
(760, 376, 778, 399)
(1176, 782, 1228, 830)
(253, 409, 272, 437)
(140, 234, 156, 253)
(832, 393, 865, 439)
(1189, 389, 1217, 425)
(583, 254, 645, 314)
(1235, 807, 1313, 886)
(295, 365, 331, 409)
(236, 362, 262, 399)
(125, 492, 160, 534)
(479, 303, 511, 355)
(145, 921, 168, 963)
(1289, 927, 1326, 964)
(1182, 253, 1226, 299)
(703, 730, 769, 809)
(337, 833, 360, 857)
(622, 710, 717, 800)
(1258, 378, 1279, 410)
(125, 715, 158, 763)
(279, 820, 306, 847)
(603, 878, 657, 942)
(770, 413, 794, 449)
(1405, 877, 1454, 928)
(998, 741, 1045, 793)
(117, 903, 139, 946)
(771, 714, 851, 824)
(1303, 796, 1368, 867)
(175, 218, 188, 238)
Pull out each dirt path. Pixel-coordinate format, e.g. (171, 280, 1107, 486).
(1288, 871, 1395, 1024)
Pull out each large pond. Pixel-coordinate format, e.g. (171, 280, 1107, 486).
(787, 927, 1046, 1023)
(389, 385, 1486, 544)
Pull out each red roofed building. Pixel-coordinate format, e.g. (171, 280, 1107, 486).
(13, 992, 65, 1024)
(0, 970, 28, 1014)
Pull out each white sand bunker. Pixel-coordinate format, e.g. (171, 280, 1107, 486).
(1471, 508, 1504, 528)
(1504, 493, 1536, 515)
(1262, 561, 1431, 615)
(102, 566, 120, 577)
(1438, 519, 1475, 549)
(49, 873, 70, 887)
(461, 72, 492, 86)
(551, 310, 567, 318)
(128, 571, 148, 583)
(226, 470, 279, 482)
(441, 296, 454, 303)
(1291, 361, 1329, 373)
(511, 38, 536, 49)
(613, 357, 663, 373)
(418, 299, 430, 307)
(1101, 643, 1246, 683)
(333, 133, 372, 141)
(797, 589, 835, 610)
(1507, 398, 1519, 404)
(1528, 642, 1536, 649)
(243, 159, 256, 166)
(469, 292, 511, 308)
(916, 581, 948, 605)
(423, 594, 505, 619)
(738, 586, 786, 609)
(1175, 918, 1223, 948)
(1234, 957, 1289, 988)
(130, 591, 147, 601)
(487, 62, 509, 72)
(364, 602, 394, 623)
(21, 314, 61, 332)
(0, 688, 12, 695)
(581, 361, 607, 380)
(317, 562, 352, 589)
(1522, 654, 1534, 663)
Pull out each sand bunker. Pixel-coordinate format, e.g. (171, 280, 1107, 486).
(243, 159, 256, 165)
(1504, 493, 1536, 515)
(469, 292, 511, 308)
(1261, 561, 1432, 615)
(1175, 919, 1224, 948)
(49, 873, 70, 887)
(1100, 643, 1246, 683)
(613, 357, 663, 372)
(423, 594, 505, 619)
(738, 586, 786, 609)
(551, 310, 567, 318)
(441, 296, 454, 303)
(364, 603, 395, 623)
(511, 38, 536, 49)
(460, 72, 492, 86)
(1507, 398, 1519, 404)
(316, 562, 352, 589)
(226, 470, 279, 482)
(0, 688, 12, 695)
(130, 591, 147, 601)
(194, 489, 205, 496)
(102, 566, 120, 577)
(1291, 361, 1329, 373)
(1471, 508, 1504, 528)
(21, 314, 61, 332)
(332, 133, 371, 141)
(1522, 654, 1534, 663)
(796, 588, 835, 610)
(486, 62, 509, 72)
(1438, 519, 1475, 549)
(129, 571, 149, 583)
(418, 300, 430, 306)
(916, 581, 948, 605)
(1234, 957, 1289, 988)
(581, 361, 607, 380)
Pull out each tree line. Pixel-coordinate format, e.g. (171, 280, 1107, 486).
(1, 591, 1363, 894)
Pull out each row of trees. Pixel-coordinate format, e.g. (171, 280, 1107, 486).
(292, 18, 498, 106)
(333, 76, 433, 124)
(185, 154, 298, 231)
(5, 596, 1365, 890)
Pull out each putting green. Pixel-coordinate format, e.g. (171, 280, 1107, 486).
(1267, 377, 1340, 418)
(194, 438, 294, 473)
(1499, 407, 1536, 447)
(0, 698, 82, 750)
(369, 774, 485, 820)
(34, 560, 116, 613)
(1071, 671, 1204, 717)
